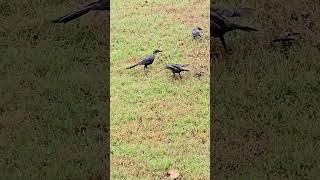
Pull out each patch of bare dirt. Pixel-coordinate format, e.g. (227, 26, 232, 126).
(154, 2, 208, 27)
(113, 158, 135, 168)
(112, 117, 167, 146)
(156, 96, 196, 116)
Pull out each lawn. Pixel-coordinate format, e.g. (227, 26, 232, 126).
(0, 0, 109, 179)
(212, 0, 320, 179)
(110, 0, 210, 179)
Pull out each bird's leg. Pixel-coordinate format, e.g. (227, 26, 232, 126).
(173, 73, 177, 80)
(179, 72, 182, 78)
(144, 65, 149, 75)
(220, 35, 228, 53)
(144, 65, 149, 72)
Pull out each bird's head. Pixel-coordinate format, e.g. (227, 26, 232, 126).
(153, 49, 162, 54)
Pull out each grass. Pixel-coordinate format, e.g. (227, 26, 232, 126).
(110, 0, 210, 179)
(212, 0, 320, 179)
(4, 0, 317, 179)
(0, 0, 108, 179)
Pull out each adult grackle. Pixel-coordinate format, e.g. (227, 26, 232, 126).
(127, 49, 162, 70)
(211, 11, 257, 51)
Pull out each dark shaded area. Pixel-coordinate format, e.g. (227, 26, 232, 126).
(0, 0, 109, 179)
(211, 9, 257, 51)
(211, 0, 320, 179)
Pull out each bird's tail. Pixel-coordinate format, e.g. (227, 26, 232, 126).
(126, 63, 139, 69)
(178, 64, 189, 67)
(180, 64, 190, 71)
(272, 32, 301, 42)
(231, 23, 258, 32)
(52, 6, 92, 23)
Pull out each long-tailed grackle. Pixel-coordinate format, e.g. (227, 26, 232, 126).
(272, 32, 301, 43)
(127, 49, 162, 70)
(211, 11, 257, 51)
(165, 64, 189, 77)
(52, 0, 109, 23)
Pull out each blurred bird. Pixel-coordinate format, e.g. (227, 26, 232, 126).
(52, 0, 109, 23)
(212, 6, 255, 18)
(211, 11, 257, 51)
(192, 27, 203, 39)
(127, 49, 162, 70)
(165, 64, 189, 77)
(272, 32, 301, 43)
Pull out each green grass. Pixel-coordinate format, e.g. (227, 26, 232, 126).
(212, 0, 320, 179)
(0, 0, 108, 179)
(111, 0, 210, 179)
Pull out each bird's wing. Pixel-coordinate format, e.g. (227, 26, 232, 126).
(173, 64, 189, 67)
(172, 64, 189, 70)
(167, 65, 180, 71)
(192, 28, 200, 35)
(213, 7, 234, 17)
(233, 7, 255, 17)
(139, 55, 153, 64)
(211, 11, 229, 26)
